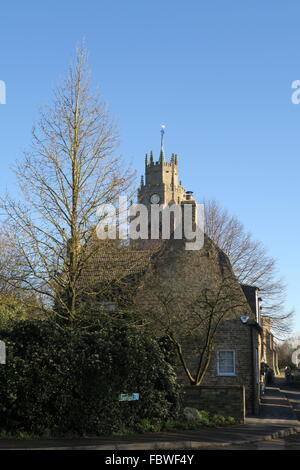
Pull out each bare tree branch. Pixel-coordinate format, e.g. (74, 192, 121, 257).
(204, 199, 293, 338)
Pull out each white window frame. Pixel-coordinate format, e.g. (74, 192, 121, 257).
(217, 350, 236, 376)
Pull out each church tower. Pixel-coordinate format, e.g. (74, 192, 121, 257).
(132, 126, 198, 246)
(138, 125, 186, 209)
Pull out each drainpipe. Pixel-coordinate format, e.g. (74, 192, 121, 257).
(249, 323, 256, 415)
(248, 320, 263, 415)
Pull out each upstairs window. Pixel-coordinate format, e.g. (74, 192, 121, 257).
(217, 350, 236, 376)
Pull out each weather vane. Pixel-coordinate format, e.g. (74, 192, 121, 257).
(160, 124, 165, 151)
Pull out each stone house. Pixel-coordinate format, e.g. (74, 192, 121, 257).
(241, 285, 279, 374)
(130, 234, 262, 417)
(261, 316, 279, 375)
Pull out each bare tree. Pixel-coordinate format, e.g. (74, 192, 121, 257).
(0, 44, 139, 319)
(204, 199, 293, 338)
(0, 231, 43, 325)
(140, 274, 249, 386)
(0, 231, 18, 295)
(276, 339, 298, 369)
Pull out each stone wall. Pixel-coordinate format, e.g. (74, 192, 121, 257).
(183, 385, 246, 423)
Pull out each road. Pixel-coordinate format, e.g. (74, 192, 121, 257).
(205, 433, 300, 449)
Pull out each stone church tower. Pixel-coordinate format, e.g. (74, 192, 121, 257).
(137, 126, 186, 209)
(134, 127, 198, 243)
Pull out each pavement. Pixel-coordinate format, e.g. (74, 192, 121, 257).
(1, 377, 300, 450)
(280, 380, 300, 420)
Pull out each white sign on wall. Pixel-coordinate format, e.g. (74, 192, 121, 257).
(0, 341, 6, 364)
(118, 393, 139, 401)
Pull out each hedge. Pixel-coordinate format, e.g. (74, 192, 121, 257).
(0, 317, 181, 436)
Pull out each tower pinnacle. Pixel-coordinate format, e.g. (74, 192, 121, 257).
(160, 124, 165, 163)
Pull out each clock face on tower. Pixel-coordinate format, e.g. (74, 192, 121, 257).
(150, 193, 160, 204)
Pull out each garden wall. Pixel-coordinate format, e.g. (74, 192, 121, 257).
(183, 385, 245, 423)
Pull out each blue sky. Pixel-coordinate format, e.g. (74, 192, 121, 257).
(0, 1, 299, 332)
